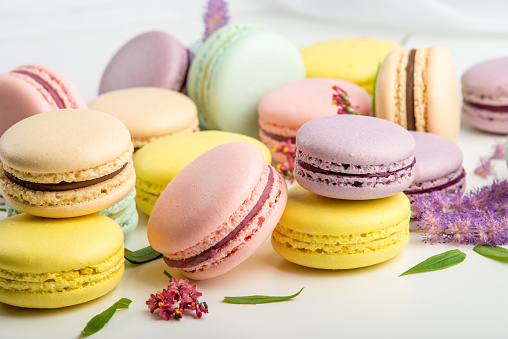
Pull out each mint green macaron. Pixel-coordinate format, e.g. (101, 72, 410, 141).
(187, 23, 305, 139)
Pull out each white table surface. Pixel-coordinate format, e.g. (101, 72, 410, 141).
(2, 2, 508, 338)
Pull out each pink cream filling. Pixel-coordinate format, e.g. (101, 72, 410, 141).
(163, 166, 274, 269)
(13, 70, 65, 109)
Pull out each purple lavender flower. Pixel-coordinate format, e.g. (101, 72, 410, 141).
(474, 157, 495, 178)
(491, 140, 506, 160)
(203, 0, 229, 41)
(414, 180, 508, 246)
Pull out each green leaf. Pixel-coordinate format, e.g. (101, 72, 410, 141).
(224, 287, 304, 305)
(399, 31, 412, 47)
(124, 246, 162, 264)
(371, 62, 381, 116)
(473, 245, 508, 262)
(81, 298, 131, 337)
(163, 270, 173, 279)
(399, 249, 466, 276)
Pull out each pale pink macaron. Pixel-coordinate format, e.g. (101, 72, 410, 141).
(147, 142, 288, 280)
(258, 77, 371, 163)
(0, 64, 87, 136)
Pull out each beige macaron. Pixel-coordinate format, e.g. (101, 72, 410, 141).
(374, 45, 460, 142)
(88, 87, 199, 149)
(0, 109, 135, 218)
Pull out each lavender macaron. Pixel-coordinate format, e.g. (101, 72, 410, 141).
(294, 115, 416, 200)
(404, 131, 466, 204)
(462, 57, 508, 134)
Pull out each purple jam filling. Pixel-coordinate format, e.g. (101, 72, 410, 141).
(164, 166, 274, 269)
(404, 168, 466, 195)
(261, 129, 296, 143)
(13, 70, 65, 109)
(464, 101, 508, 113)
(296, 158, 416, 178)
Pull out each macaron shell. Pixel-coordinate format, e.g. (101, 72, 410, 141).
(0, 73, 56, 136)
(300, 38, 400, 95)
(88, 87, 199, 146)
(134, 130, 271, 215)
(462, 107, 508, 134)
(271, 186, 410, 269)
(1, 162, 136, 218)
(183, 169, 287, 280)
(0, 65, 87, 136)
(0, 213, 124, 308)
(296, 115, 415, 165)
(188, 24, 305, 138)
(99, 31, 191, 94)
(374, 48, 405, 125)
(410, 131, 463, 182)
(424, 45, 460, 142)
(258, 77, 372, 129)
(148, 142, 266, 253)
(0, 109, 132, 173)
(462, 57, 508, 104)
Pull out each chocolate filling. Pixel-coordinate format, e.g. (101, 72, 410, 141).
(405, 49, 416, 131)
(3, 163, 127, 191)
(261, 129, 296, 143)
(296, 158, 416, 179)
(13, 70, 66, 109)
(163, 166, 274, 269)
(404, 168, 466, 195)
(464, 101, 508, 113)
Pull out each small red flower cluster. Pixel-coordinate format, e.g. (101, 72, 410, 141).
(146, 278, 208, 320)
(331, 85, 358, 115)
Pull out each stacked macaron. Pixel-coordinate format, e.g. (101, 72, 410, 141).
(258, 77, 372, 164)
(272, 115, 415, 270)
(0, 109, 136, 308)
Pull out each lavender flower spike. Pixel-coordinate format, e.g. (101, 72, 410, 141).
(413, 180, 508, 246)
(203, 0, 229, 41)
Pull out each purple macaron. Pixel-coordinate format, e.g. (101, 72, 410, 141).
(462, 57, 508, 134)
(404, 131, 466, 204)
(99, 31, 192, 95)
(294, 115, 416, 200)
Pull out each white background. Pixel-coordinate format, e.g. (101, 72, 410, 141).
(1, 1, 508, 338)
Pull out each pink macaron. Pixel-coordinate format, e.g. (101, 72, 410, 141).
(258, 77, 372, 163)
(294, 115, 416, 200)
(462, 57, 508, 134)
(147, 142, 288, 280)
(404, 131, 466, 204)
(0, 64, 87, 136)
(99, 31, 192, 95)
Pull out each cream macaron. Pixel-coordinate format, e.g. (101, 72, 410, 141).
(0, 213, 124, 308)
(0, 109, 135, 218)
(88, 87, 199, 149)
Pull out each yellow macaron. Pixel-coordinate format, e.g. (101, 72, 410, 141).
(300, 37, 400, 96)
(0, 213, 124, 308)
(133, 130, 271, 215)
(272, 185, 410, 269)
